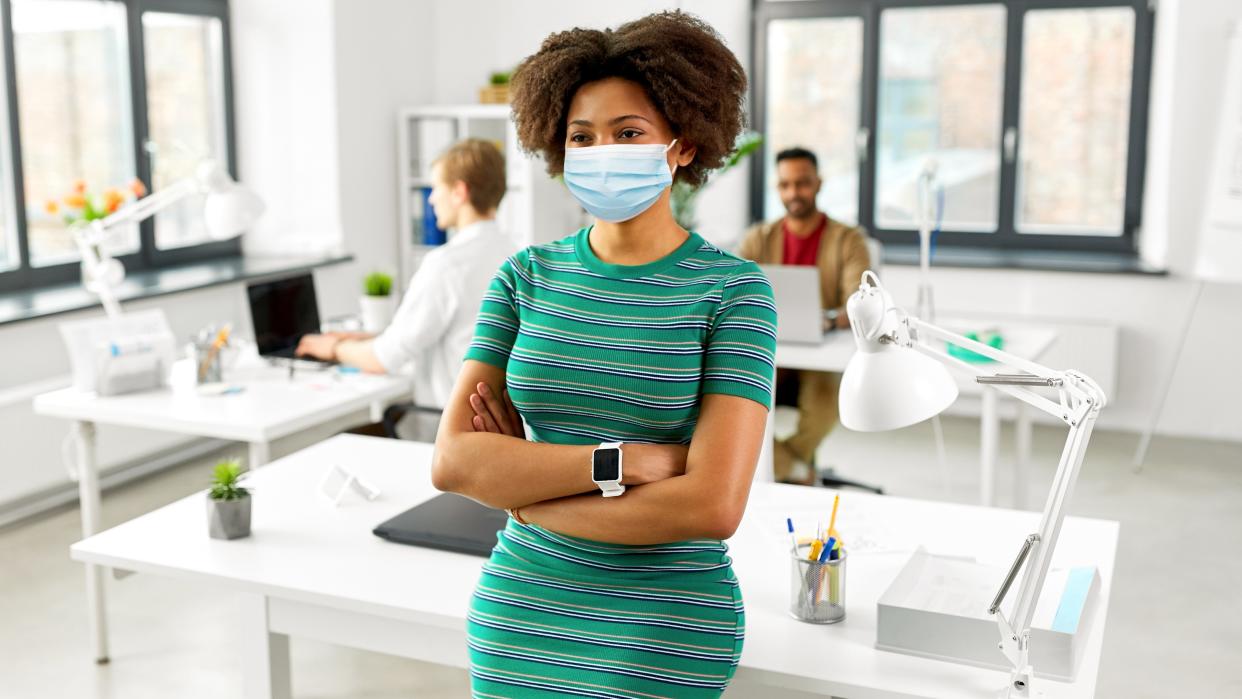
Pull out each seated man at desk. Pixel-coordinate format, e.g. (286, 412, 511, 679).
(296, 139, 516, 422)
(738, 146, 870, 484)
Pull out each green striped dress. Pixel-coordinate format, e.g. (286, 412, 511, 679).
(462, 227, 777, 698)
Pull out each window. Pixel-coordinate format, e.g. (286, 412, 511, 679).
(12, 0, 138, 266)
(753, 0, 1154, 255)
(0, 0, 237, 293)
(876, 4, 1005, 232)
(764, 16, 864, 223)
(142, 11, 228, 250)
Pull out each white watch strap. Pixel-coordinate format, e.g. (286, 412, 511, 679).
(596, 442, 624, 497)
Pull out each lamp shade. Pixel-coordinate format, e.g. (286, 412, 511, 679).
(839, 342, 959, 432)
(203, 184, 265, 240)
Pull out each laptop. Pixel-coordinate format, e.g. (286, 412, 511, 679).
(760, 264, 830, 344)
(372, 492, 509, 557)
(246, 273, 332, 362)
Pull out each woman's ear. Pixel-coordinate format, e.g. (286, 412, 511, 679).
(674, 140, 697, 168)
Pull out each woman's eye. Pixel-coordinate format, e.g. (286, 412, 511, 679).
(619, 129, 642, 139)
(569, 133, 590, 143)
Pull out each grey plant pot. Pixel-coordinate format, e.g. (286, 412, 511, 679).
(207, 492, 251, 540)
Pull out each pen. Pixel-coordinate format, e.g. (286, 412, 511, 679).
(819, 537, 836, 563)
(786, 517, 798, 555)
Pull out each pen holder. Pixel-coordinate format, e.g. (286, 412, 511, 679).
(191, 341, 224, 384)
(789, 544, 846, 624)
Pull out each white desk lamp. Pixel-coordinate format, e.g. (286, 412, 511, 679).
(76, 160, 264, 318)
(840, 270, 1106, 698)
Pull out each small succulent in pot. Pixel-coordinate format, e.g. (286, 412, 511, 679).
(206, 458, 251, 540)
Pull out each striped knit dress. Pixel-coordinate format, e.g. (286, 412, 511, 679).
(462, 227, 777, 698)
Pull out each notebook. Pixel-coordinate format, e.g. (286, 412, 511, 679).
(372, 492, 509, 557)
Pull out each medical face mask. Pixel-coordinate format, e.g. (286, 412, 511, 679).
(562, 140, 678, 223)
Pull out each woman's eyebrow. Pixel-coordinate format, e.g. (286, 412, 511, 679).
(568, 114, 653, 127)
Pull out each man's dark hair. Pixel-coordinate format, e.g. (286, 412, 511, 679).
(775, 147, 818, 170)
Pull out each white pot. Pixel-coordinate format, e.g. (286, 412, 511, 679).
(359, 294, 395, 333)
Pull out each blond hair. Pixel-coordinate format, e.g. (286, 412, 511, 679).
(434, 138, 506, 213)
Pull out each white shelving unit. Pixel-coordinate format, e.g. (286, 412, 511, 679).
(395, 104, 583, 292)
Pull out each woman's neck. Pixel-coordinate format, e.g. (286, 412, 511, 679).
(588, 189, 689, 266)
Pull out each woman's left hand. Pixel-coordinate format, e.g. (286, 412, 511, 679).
(469, 381, 526, 439)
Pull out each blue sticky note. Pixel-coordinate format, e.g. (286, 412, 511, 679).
(1052, 567, 1095, 634)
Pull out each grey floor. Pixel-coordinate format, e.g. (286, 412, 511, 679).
(1, 415, 1238, 698)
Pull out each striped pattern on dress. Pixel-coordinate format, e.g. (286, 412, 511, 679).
(462, 227, 777, 698)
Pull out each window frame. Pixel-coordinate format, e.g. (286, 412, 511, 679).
(0, 0, 238, 294)
(750, 0, 1156, 255)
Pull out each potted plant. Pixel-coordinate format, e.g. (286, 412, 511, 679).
(360, 271, 395, 332)
(479, 70, 511, 104)
(207, 458, 251, 540)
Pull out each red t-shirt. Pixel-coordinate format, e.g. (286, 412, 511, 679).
(782, 214, 827, 266)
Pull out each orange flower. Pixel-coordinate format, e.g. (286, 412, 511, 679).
(106, 199, 121, 214)
(72, 179, 86, 195)
(63, 193, 87, 209)
(129, 178, 147, 198)
(102, 188, 124, 210)
(44, 200, 59, 215)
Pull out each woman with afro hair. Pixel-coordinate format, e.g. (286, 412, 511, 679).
(432, 11, 777, 697)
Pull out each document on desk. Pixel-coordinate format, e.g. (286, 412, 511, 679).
(876, 547, 1101, 680)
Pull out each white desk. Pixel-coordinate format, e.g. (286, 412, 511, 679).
(71, 434, 1117, 698)
(35, 358, 411, 664)
(776, 320, 1058, 508)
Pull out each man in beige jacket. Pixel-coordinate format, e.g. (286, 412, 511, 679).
(738, 147, 871, 484)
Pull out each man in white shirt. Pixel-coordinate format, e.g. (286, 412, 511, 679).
(296, 139, 516, 413)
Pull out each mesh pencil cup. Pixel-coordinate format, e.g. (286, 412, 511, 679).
(790, 543, 846, 624)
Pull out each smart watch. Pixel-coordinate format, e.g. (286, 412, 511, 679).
(591, 442, 625, 497)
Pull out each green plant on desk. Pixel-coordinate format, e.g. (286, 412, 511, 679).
(489, 70, 511, 86)
(207, 458, 251, 540)
(363, 271, 393, 297)
(208, 459, 249, 501)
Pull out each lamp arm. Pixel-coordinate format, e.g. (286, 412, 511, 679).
(892, 313, 1105, 695)
(94, 177, 197, 233)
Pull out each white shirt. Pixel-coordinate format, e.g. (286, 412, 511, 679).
(372, 220, 517, 408)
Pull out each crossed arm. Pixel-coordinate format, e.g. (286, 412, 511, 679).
(431, 359, 768, 544)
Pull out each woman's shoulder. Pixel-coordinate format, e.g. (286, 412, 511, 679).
(507, 228, 586, 271)
(684, 235, 772, 286)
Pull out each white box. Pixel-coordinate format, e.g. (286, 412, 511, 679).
(876, 547, 1100, 681)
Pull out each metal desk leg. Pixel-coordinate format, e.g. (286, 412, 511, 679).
(1014, 401, 1032, 510)
(248, 441, 271, 469)
(980, 388, 999, 507)
(74, 420, 109, 664)
(240, 593, 292, 699)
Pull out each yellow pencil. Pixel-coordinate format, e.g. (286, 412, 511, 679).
(827, 494, 840, 539)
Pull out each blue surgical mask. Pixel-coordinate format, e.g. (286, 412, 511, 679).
(562, 140, 678, 223)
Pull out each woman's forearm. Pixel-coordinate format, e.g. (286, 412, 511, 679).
(519, 472, 749, 544)
(431, 434, 684, 510)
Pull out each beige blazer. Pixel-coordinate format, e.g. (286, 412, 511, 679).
(737, 216, 872, 313)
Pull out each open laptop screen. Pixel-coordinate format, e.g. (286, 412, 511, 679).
(247, 273, 322, 358)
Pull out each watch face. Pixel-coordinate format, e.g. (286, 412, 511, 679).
(593, 448, 620, 482)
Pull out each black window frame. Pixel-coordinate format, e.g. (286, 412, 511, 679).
(0, 0, 238, 294)
(750, 0, 1156, 255)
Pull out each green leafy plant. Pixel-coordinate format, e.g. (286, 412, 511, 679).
(363, 271, 393, 297)
(208, 459, 248, 501)
(489, 71, 511, 86)
(671, 131, 764, 231)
